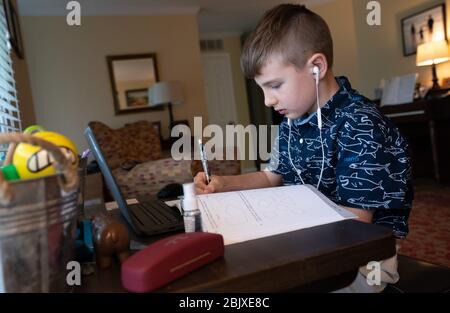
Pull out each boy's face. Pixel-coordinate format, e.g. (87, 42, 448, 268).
(254, 54, 317, 120)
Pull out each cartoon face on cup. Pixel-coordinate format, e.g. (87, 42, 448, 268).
(13, 131, 78, 179)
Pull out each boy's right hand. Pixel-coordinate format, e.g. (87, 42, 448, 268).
(194, 172, 225, 194)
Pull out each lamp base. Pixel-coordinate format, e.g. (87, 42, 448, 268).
(168, 103, 174, 130)
(431, 63, 440, 90)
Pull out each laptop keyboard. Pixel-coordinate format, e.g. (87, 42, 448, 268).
(141, 201, 181, 222)
(128, 200, 183, 234)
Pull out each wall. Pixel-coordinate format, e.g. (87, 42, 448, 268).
(351, 0, 450, 98)
(21, 15, 207, 151)
(313, 0, 362, 88)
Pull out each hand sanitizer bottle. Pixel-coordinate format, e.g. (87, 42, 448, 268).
(182, 183, 202, 232)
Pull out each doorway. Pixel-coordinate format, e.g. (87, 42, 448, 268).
(201, 53, 237, 129)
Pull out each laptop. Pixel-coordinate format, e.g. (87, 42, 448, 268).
(84, 126, 184, 236)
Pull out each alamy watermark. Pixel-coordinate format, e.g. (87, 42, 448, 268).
(66, 261, 81, 286)
(65, 1, 379, 27)
(366, 261, 381, 286)
(66, 1, 81, 26)
(169, 117, 279, 169)
(367, 1, 381, 26)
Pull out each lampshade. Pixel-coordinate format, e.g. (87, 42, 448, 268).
(416, 40, 450, 66)
(148, 81, 184, 107)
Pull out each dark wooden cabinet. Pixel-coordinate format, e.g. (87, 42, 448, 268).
(379, 96, 450, 184)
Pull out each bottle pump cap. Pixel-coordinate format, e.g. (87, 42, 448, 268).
(182, 183, 198, 212)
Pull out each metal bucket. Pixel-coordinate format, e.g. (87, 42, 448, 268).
(0, 134, 79, 292)
(76, 156, 88, 219)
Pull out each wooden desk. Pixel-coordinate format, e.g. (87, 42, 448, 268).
(379, 96, 450, 183)
(79, 175, 396, 292)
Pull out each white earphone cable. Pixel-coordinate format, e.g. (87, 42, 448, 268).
(287, 66, 325, 190)
(287, 121, 305, 185)
(316, 78, 325, 190)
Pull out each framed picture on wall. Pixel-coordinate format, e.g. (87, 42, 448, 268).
(3, 0, 24, 59)
(125, 89, 149, 108)
(401, 4, 447, 56)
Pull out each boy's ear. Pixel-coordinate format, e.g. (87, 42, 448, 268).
(307, 53, 328, 80)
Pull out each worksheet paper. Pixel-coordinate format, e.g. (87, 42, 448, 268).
(196, 185, 356, 245)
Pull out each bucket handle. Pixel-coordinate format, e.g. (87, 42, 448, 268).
(0, 133, 78, 205)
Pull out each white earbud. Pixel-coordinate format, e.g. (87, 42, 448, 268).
(312, 66, 320, 85)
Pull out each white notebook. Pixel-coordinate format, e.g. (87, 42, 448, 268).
(196, 184, 356, 245)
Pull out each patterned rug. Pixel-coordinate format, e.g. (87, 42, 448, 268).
(398, 182, 450, 268)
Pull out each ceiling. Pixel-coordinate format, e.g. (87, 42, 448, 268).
(17, 0, 335, 33)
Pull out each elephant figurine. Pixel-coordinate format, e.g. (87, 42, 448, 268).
(92, 212, 130, 269)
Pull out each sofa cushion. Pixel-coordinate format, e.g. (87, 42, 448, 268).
(120, 120, 161, 162)
(89, 121, 129, 169)
(89, 121, 161, 170)
(112, 158, 193, 198)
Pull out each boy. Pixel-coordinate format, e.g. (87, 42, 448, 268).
(194, 4, 412, 292)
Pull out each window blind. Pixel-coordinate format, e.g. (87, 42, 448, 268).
(0, 4, 21, 162)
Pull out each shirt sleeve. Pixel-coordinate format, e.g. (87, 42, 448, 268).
(335, 115, 412, 212)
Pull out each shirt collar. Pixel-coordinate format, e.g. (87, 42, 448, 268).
(292, 76, 355, 127)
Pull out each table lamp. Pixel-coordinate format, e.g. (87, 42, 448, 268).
(416, 40, 450, 91)
(148, 81, 184, 129)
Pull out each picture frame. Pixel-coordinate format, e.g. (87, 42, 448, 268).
(125, 88, 149, 108)
(106, 53, 163, 115)
(3, 0, 24, 59)
(401, 4, 447, 56)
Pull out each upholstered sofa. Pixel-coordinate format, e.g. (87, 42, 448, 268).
(88, 120, 241, 199)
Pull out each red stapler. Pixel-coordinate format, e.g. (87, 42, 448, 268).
(121, 232, 224, 292)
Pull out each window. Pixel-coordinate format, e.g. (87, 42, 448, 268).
(0, 3, 21, 161)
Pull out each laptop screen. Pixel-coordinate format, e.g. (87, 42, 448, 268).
(84, 126, 136, 231)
